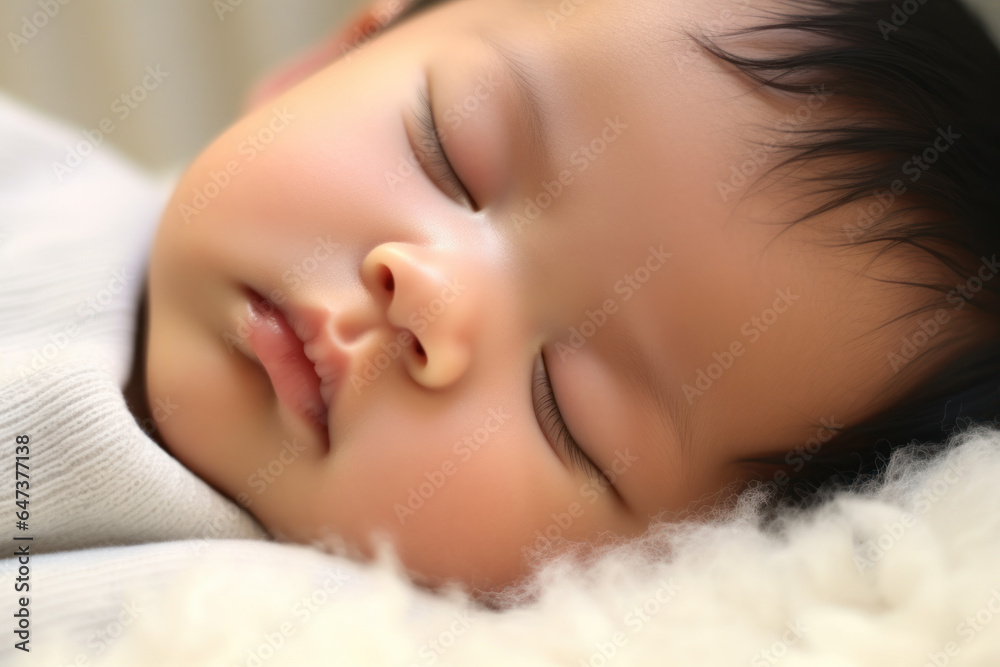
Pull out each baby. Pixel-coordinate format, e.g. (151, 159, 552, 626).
(126, 0, 1000, 591)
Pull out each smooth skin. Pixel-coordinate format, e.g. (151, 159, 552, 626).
(142, 0, 972, 590)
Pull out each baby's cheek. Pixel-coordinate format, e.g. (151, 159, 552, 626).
(286, 417, 583, 586)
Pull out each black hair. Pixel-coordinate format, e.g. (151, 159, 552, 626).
(691, 0, 1000, 507)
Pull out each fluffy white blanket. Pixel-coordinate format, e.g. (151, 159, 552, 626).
(24, 425, 1000, 666)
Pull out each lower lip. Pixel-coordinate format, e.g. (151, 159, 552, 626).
(245, 291, 330, 444)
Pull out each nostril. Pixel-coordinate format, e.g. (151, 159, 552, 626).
(380, 266, 394, 293)
(414, 338, 425, 359)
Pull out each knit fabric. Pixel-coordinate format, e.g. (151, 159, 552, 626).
(0, 91, 269, 556)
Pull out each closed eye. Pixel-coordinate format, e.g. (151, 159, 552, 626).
(532, 351, 612, 489)
(412, 84, 479, 210)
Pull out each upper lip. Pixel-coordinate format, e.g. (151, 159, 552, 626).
(245, 286, 350, 428)
(285, 305, 349, 423)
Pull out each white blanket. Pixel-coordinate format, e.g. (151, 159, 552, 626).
(0, 91, 269, 557)
(6, 425, 999, 666)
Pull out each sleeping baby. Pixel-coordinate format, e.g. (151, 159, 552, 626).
(114, 0, 1000, 593)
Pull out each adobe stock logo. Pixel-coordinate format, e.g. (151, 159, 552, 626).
(682, 288, 799, 403)
(514, 116, 628, 233)
(556, 245, 672, 362)
(887, 254, 997, 374)
(51, 65, 170, 182)
(8, 0, 72, 54)
(393, 407, 510, 525)
(843, 126, 961, 243)
(878, 0, 928, 40)
(350, 277, 468, 394)
(179, 107, 296, 223)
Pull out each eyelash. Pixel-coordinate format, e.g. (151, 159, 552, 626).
(532, 352, 609, 485)
(414, 86, 476, 208)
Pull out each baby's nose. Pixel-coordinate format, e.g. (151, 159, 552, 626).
(361, 242, 474, 389)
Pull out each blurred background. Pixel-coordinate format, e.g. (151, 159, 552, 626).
(0, 0, 366, 174)
(0, 0, 996, 174)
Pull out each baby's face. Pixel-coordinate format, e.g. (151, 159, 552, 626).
(146, 0, 930, 589)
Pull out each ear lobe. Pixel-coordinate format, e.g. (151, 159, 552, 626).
(243, 0, 411, 112)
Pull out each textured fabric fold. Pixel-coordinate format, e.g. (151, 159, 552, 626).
(0, 90, 268, 556)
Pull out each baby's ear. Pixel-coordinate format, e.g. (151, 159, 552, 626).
(243, 0, 409, 112)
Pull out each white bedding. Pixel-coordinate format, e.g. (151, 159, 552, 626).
(6, 426, 999, 666)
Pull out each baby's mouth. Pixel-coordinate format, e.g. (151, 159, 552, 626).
(243, 287, 331, 450)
